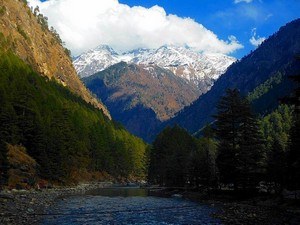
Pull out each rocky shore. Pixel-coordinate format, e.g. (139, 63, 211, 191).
(187, 194, 300, 225)
(0, 182, 112, 225)
(149, 188, 300, 225)
(1, 184, 300, 225)
(213, 200, 300, 225)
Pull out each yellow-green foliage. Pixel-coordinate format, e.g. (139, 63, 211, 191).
(248, 72, 283, 102)
(260, 104, 294, 151)
(0, 40, 148, 182)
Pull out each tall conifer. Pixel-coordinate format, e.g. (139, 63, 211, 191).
(215, 89, 264, 190)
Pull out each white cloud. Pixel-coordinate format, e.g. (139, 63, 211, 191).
(28, 0, 243, 56)
(249, 28, 266, 47)
(234, 0, 253, 3)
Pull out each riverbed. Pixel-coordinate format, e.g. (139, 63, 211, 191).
(41, 187, 222, 225)
(1, 186, 299, 225)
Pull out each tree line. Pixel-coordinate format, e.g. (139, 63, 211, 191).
(148, 85, 299, 193)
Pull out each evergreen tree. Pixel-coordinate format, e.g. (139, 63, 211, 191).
(149, 126, 197, 186)
(267, 138, 287, 193)
(215, 89, 264, 190)
(188, 125, 217, 188)
(237, 102, 265, 189)
(285, 74, 300, 190)
(287, 111, 300, 190)
(260, 104, 293, 192)
(215, 89, 245, 188)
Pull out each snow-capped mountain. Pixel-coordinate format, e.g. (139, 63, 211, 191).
(73, 45, 236, 90)
(128, 45, 236, 89)
(73, 45, 131, 78)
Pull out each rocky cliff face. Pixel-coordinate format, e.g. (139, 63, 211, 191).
(0, 0, 110, 118)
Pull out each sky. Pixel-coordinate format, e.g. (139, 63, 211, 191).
(28, 0, 300, 58)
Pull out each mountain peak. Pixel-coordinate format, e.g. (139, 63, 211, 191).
(73, 45, 236, 91)
(93, 45, 118, 55)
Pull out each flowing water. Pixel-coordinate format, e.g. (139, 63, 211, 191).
(41, 187, 222, 225)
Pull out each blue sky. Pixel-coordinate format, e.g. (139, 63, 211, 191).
(119, 0, 300, 58)
(32, 0, 299, 58)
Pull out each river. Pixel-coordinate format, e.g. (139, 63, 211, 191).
(41, 187, 222, 225)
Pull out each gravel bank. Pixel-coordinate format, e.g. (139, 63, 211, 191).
(183, 192, 300, 225)
(0, 182, 112, 225)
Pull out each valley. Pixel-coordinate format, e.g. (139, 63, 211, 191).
(0, 0, 300, 225)
(75, 45, 235, 141)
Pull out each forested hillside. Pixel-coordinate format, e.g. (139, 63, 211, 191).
(0, 36, 147, 187)
(164, 19, 300, 135)
(0, 0, 110, 117)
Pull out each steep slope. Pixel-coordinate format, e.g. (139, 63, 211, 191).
(83, 62, 200, 141)
(0, 0, 110, 118)
(165, 19, 300, 134)
(74, 45, 235, 94)
(0, 45, 147, 184)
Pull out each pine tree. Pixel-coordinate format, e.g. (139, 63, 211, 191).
(238, 102, 265, 189)
(267, 138, 287, 193)
(149, 126, 197, 186)
(285, 73, 300, 190)
(188, 125, 217, 188)
(215, 89, 244, 188)
(215, 89, 264, 191)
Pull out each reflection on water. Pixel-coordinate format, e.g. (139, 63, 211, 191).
(41, 188, 222, 225)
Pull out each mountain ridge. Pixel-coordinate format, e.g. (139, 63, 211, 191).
(163, 18, 300, 135)
(83, 62, 201, 141)
(74, 45, 235, 93)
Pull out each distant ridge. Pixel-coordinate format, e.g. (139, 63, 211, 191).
(163, 19, 300, 135)
(83, 62, 200, 142)
(74, 45, 235, 92)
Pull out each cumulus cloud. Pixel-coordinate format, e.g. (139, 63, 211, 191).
(28, 0, 243, 56)
(249, 28, 266, 47)
(234, 0, 253, 3)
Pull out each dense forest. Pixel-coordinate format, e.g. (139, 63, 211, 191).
(0, 33, 147, 187)
(148, 83, 300, 193)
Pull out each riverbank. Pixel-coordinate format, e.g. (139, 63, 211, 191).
(149, 188, 300, 225)
(212, 199, 300, 225)
(1, 185, 300, 225)
(0, 182, 112, 225)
